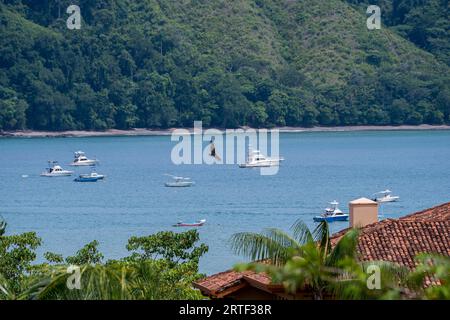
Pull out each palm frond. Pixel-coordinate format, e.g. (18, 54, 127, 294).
(326, 228, 359, 267)
(230, 229, 299, 265)
(312, 221, 330, 255)
(0, 273, 12, 299)
(0, 218, 6, 236)
(290, 219, 314, 245)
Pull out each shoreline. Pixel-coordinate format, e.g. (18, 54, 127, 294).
(1, 124, 450, 138)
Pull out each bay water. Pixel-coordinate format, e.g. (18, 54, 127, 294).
(1, 130, 449, 274)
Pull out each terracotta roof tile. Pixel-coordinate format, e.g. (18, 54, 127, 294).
(399, 201, 450, 221)
(354, 220, 450, 268)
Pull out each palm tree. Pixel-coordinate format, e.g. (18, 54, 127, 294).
(231, 220, 353, 299)
(0, 273, 13, 300)
(231, 220, 408, 300)
(23, 260, 204, 300)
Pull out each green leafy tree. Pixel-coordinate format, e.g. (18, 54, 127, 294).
(0, 232, 41, 295)
(0, 98, 28, 130)
(1, 229, 208, 300)
(65, 240, 104, 265)
(126, 230, 208, 266)
(0, 0, 449, 130)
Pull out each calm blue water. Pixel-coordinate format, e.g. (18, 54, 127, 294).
(1, 130, 449, 274)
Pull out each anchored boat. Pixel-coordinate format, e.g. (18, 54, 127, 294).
(74, 171, 106, 182)
(70, 151, 98, 166)
(173, 219, 206, 227)
(313, 201, 349, 222)
(40, 161, 74, 177)
(164, 174, 194, 187)
(372, 190, 399, 203)
(239, 146, 284, 168)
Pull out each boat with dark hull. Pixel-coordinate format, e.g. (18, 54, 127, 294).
(173, 219, 206, 227)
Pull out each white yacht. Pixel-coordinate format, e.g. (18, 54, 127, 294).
(372, 190, 400, 203)
(69, 151, 98, 166)
(164, 174, 194, 187)
(40, 161, 74, 177)
(239, 146, 284, 168)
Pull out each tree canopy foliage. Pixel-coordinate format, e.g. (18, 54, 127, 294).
(0, 0, 449, 131)
(0, 227, 208, 300)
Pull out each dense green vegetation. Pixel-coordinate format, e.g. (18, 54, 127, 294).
(0, 226, 207, 300)
(347, 0, 450, 66)
(0, 0, 449, 131)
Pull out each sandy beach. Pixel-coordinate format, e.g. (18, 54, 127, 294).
(1, 125, 450, 138)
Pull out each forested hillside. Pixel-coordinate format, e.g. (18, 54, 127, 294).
(347, 0, 450, 66)
(0, 0, 449, 131)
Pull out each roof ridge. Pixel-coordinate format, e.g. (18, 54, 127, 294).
(400, 201, 450, 220)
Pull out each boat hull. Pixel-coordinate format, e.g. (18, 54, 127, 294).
(173, 222, 205, 227)
(165, 182, 193, 187)
(40, 172, 73, 177)
(80, 174, 105, 180)
(313, 215, 349, 222)
(173, 219, 206, 227)
(74, 177, 101, 182)
(69, 161, 97, 166)
(239, 161, 281, 168)
(376, 196, 399, 203)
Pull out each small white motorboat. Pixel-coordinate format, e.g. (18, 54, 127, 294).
(164, 174, 194, 187)
(239, 146, 284, 168)
(173, 219, 206, 227)
(313, 201, 349, 222)
(372, 190, 400, 203)
(40, 161, 74, 177)
(69, 151, 98, 166)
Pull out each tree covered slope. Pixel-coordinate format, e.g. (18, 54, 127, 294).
(0, 0, 449, 131)
(346, 0, 450, 66)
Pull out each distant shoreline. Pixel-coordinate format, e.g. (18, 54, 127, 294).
(1, 125, 450, 138)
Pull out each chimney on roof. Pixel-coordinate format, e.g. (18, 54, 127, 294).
(349, 197, 378, 228)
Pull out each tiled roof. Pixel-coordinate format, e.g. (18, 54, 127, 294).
(194, 201, 450, 297)
(330, 201, 450, 245)
(193, 269, 273, 298)
(353, 219, 450, 268)
(399, 201, 450, 221)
